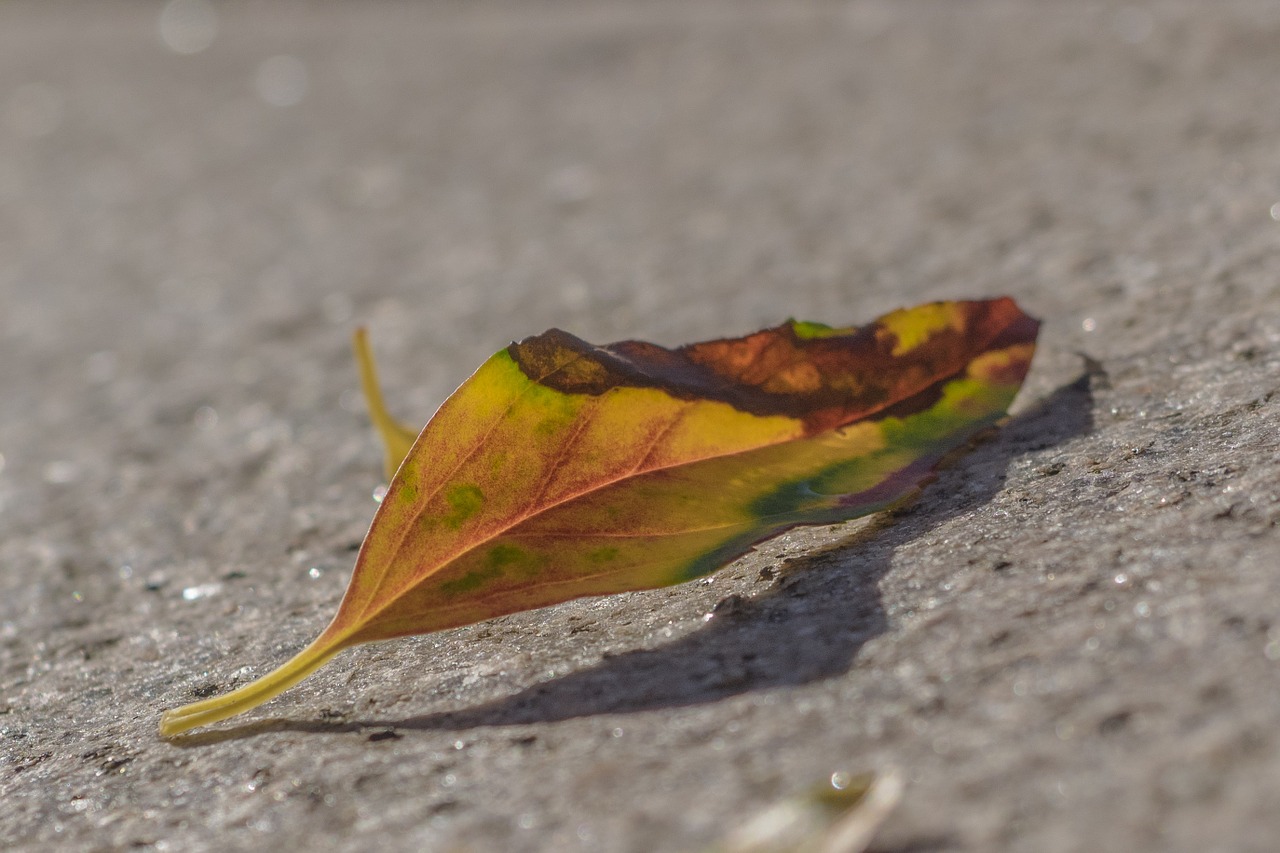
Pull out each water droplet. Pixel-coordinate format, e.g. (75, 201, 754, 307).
(71, 591, 83, 602)
(372, 484, 388, 503)
(1114, 573, 1128, 585)
(182, 583, 223, 601)
(193, 406, 218, 431)
(1133, 601, 1151, 618)
(1082, 317, 1097, 332)
(307, 567, 322, 580)
(118, 565, 134, 580)
(830, 771, 851, 790)
(1271, 203, 1280, 222)
(255, 55, 309, 107)
(611, 727, 623, 738)
(157, 0, 218, 55)
(1264, 640, 1280, 661)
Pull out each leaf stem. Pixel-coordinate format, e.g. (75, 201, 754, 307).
(352, 326, 418, 480)
(158, 637, 346, 737)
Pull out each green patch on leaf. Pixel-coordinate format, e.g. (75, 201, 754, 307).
(439, 564, 504, 596)
(444, 483, 485, 528)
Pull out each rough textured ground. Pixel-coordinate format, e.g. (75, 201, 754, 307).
(2, 2, 1279, 851)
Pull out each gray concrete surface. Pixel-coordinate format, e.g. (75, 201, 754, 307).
(2, 1, 1279, 850)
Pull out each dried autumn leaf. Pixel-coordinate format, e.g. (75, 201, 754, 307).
(159, 298, 1039, 736)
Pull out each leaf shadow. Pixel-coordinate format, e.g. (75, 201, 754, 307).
(175, 372, 1094, 745)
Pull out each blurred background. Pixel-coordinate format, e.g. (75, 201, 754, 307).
(4, 2, 1280, 851)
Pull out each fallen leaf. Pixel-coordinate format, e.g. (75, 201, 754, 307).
(159, 298, 1038, 736)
